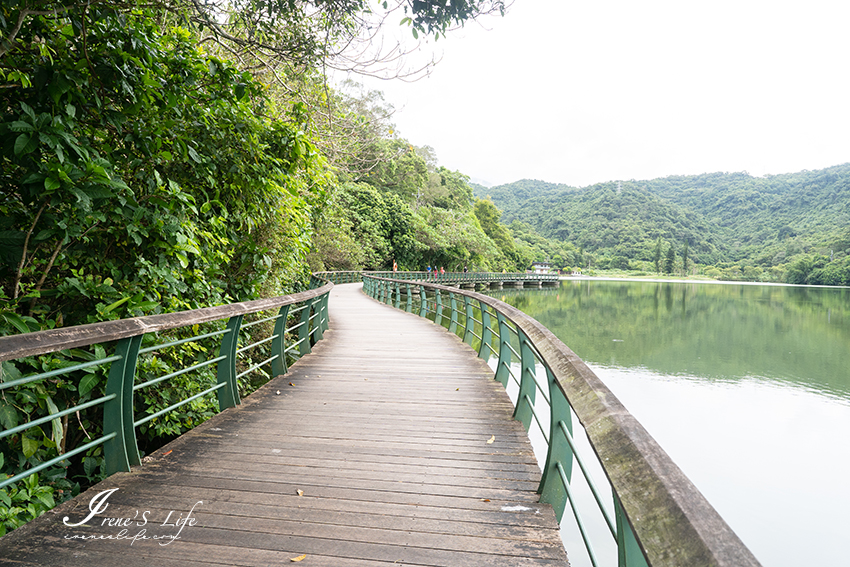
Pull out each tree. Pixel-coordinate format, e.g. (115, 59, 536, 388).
(310, 81, 398, 179)
(664, 244, 676, 274)
(362, 139, 430, 202)
(653, 237, 663, 274)
(0, 1, 506, 76)
(681, 240, 690, 276)
(474, 198, 520, 269)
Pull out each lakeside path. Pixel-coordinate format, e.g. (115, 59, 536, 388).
(0, 283, 567, 566)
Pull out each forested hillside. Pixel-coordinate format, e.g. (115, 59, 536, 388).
(478, 167, 850, 284)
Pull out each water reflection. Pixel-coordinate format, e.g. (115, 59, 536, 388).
(489, 280, 850, 567)
(494, 281, 850, 401)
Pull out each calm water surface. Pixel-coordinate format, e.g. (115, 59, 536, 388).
(491, 279, 850, 567)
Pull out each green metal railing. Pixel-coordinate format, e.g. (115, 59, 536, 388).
(362, 274, 761, 567)
(0, 282, 332, 490)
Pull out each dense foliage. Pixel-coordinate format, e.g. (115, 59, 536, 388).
(478, 166, 850, 283)
(0, 5, 329, 534)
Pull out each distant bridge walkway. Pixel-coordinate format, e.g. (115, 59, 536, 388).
(315, 270, 561, 289)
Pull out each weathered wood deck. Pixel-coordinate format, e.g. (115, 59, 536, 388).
(0, 283, 567, 566)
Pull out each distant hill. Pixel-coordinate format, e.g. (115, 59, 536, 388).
(475, 164, 850, 268)
(475, 179, 578, 215)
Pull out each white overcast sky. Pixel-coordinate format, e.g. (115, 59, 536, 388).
(347, 0, 850, 188)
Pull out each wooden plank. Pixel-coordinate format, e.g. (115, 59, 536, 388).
(0, 283, 567, 566)
(167, 445, 543, 477)
(150, 457, 542, 489)
(108, 482, 561, 529)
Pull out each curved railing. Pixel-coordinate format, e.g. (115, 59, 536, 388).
(0, 281, 332, 490)
(361, 274, 761, 567)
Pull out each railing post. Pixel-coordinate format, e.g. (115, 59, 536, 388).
(216, 315, 243, 410)
(270, 305, 290, 378)
(538, 367, 573, 521)
(494, 313, 512, 387)
(103, 334, 143, 474)
(419, 286, 427, 318)
(512, 329, 537, 430)
(435, 289, 443, 325)
(319, 292, 331, 338)
(463, 295, 475, 346)
(310, 298, 323, 343)
(406, 283, 413, 312)
(615, 493, 649, 567)
(299, 299, 313, 355)
(448, 292, 459, 334)
(316, 293, 328, 340)
(394, 282, 401, 309)
(478, 301, 492, 361)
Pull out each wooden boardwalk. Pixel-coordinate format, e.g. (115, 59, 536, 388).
(0, 284, 567, 566)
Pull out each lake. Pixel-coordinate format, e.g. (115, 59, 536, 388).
(488, 279, 850, 567)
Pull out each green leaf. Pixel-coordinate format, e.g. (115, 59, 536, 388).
(83, 456, 98, 479)
(187, 147, 202, 164)
(35, 491, 55, 509)
(45, 397, 63, 450)
(22, 435, 39, 458)
(17, 390, 38, 405)
(44, 177, 61, 191)
(1, 361, 22, 383)
(9, 121, 34, 132)
(1, 312, 30, 334)
(78, 373, 99, 397)
(102, 295, 131, 314)
(0, 403, 19, 429)
(0, 453, 4, 470)
(14, 134, 37, 156)
(20, 102, 36, 121)
(68, 186, 92, 210)
(234, 83, 246, 100)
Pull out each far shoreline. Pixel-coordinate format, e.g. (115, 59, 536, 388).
(558, 275, 850, 290)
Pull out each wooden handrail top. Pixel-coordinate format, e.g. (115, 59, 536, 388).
(0, 282, 333, 362)
(366, 275, 760, 567)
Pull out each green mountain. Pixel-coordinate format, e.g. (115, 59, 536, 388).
(637, 167, 850, 262)
(477, 164, 850, 273)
